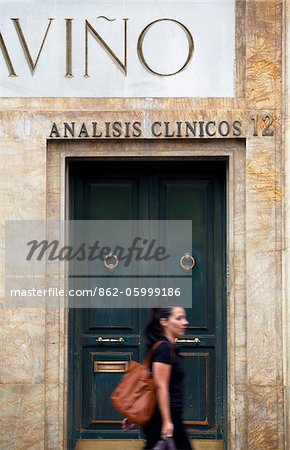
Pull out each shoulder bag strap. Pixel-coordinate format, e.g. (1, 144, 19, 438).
(142, 340, 164, 368)
(142, 340, 176, 368)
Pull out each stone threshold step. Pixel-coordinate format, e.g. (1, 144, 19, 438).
(75, 439, 224, 450)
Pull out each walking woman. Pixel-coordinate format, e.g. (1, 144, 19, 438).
(143, 306, 194, 450)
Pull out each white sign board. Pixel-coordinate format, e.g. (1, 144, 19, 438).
(0, 1, 235, 97)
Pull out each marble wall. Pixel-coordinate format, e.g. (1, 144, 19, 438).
(0, 1, 288, 449)
(283, 0, 290, 447)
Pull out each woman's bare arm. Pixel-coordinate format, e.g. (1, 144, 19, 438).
(153, 361, 173, 438)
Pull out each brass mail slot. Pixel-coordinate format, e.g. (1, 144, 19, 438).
(94, 361, 129, 373)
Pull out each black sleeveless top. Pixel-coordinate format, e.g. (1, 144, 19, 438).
(149, 336, 185, 412)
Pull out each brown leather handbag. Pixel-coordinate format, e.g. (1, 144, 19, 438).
(110, 340, 168, 426)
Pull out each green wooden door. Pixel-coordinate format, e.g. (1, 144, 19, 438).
(68, 160, 226, 449)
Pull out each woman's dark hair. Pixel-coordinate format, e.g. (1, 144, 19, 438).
(145, 306, 175, 350)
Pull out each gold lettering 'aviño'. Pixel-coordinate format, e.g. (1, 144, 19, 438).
(0, 17, 194, 77)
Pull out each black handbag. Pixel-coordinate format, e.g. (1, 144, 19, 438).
(153, 438, 177, 450)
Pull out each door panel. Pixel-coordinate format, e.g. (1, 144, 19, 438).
(68, 161, 226, 448)
(83, 348, 139, 427)
(153, 169, 221, 434)
(158, 177, 215, 330)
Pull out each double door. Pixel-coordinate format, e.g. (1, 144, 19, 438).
(68, 160, 226, 449)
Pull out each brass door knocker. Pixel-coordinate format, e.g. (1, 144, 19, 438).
(180, 252, 195, 272)
(103, 253, 119, 271)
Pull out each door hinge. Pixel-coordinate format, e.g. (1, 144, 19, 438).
(226, 263, 230, 295)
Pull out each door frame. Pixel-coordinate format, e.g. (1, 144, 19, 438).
(45, 139, 246, 450)
(67, 159, 227, 448)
